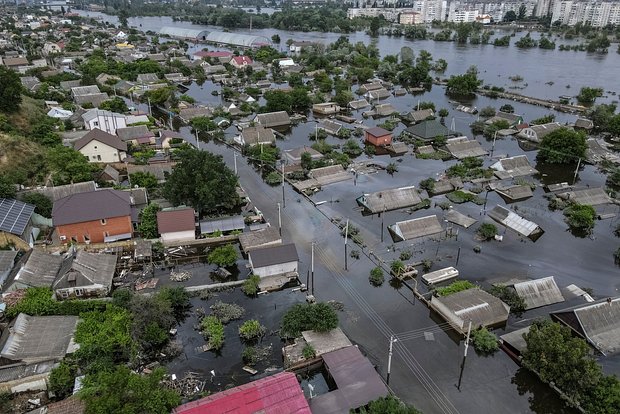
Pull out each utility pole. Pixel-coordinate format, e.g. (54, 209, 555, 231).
(281, 162, 286, 208)
(344, 219, 349, 271)
(194, 128, 200, 150)
(573, 157, 581, 185)
(233, 151, 238, 175)
(277, 202, 281, 236)
(147, 97, 152, 117)
(457, 321, 473, 391)
(387, 335, 397, 385)
(380, 205, 385, 243)
(311, 242, 315, 296)
(491, 131, 497, 157)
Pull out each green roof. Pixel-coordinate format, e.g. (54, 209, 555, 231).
(404, 120, 455, 140)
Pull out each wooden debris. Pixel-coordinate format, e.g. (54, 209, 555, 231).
(170, 270, 191, 282)
(242, 366, 258, 375)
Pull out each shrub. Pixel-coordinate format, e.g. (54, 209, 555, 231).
(207, 244, 238, 267)
(281, 302, 338, 338)
(239, 319, 266, 341)
(201, 315, 225, 350)
(158, 287, 191, 317)
(419, 178, 435, 192)
(436, 280, 475, 296)
(446, 190, 484, 205)
(6, 287, 107, 318)
(471, 327, 499, 354)
(49, 359, 78, 398)
(242, 275, 261, 296)
(386, 163, 399, 175)
(477, 223, 498, 240)
(390, 260, 405, 276)
(564, 204, 596, 231)
(399, 250, 413, 261)
(210, 301, 245, 324)
(369, 267, 385, 286)
(302, 344, 316, 359)
(21, 192, 53, 217)
(242, 346, 258, 364)
(265, 171, 282, 185)
(488, 285, 526, 314)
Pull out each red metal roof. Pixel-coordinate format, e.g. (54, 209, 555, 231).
(173, 372, 311, 414)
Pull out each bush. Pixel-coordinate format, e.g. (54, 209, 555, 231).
(264, 171, 282, 185)
(471, 327, 499, 354)
(6, 287, 107, 319)
(446, 190, 484, 205)
(436, 280, 475, 296)
(477, 223, 498, 240)
(242, 275, 261, 296)
(399, 250, 413, 261)
(488, 285, 526, 315)
(158, 287, 190, 317)
(390, 260, 405, 276)
(281, 302, 339, 338)
(419, 178, 435, 192)
(302, 343, 316, 359)
(210, 301, 245, 324)
(201, 316, 225, 350)
(369, 267, 385, 286)
(386, 163, 399, 175)
(564, 204, 596, 231)
(207, 244, 238, 267)
(239, 319, 266, 341)
(49, 359, 78, 398)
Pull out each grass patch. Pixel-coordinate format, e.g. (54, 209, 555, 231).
(446, 190, 484, 205)
(436, 280, 475, 296)
(210, 301, 245, 324)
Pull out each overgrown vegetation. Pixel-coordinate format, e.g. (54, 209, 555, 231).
(239, 319, 266, 341)
(564, 203, 596, 231)
(242, 275, 261, 296)
(471, 327, 499, 354)
(207, 244, 238, 268)
(210, 301, 245, 324)
(487, 285, 526, 315)
(436, 280, 476, 296)
(281, 302, 339, 338)
(369, 267, 385, 286)
(201, 315, 225, 350)
(477, 223, 498, 240)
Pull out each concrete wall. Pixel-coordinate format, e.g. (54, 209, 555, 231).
(56, 285, 108, 301)
(161, 230, 196, 244)
(79, 140, 125, 163)
(253, 261, 297, 278)
(57, 216, 132, 244)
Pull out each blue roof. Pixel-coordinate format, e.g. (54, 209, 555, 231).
(0, 199, 35, 236)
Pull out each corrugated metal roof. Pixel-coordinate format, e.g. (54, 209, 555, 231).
(513, 276, 564, 310)
(159, 26, 209, 40)
(249, 243, 298, 268)
(200, 215, 245, 234)
(446, 137, 487, 159)
(12, 250, 64, 289)
(172, 371, 310, 414)
(445, 209, 477, 228)
(557, 187, 611, 206)
(239, 227, 282, 252)
(491, 155, 537, 179)
(205, 31, 271, 47)
(388, 215, 443, 242)
(0, 199, 35, 236)
(488, 205, 543, 238)
(357, 186, 422, 214)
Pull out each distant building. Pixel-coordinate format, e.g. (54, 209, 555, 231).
(229, 55, 253, 69)
(400, 11, 423, 24)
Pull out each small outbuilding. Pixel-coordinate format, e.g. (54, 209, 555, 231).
(512, 276, 564, 310)
(356, 186, 422, 214)
(157, 208, 196, 243)
(0, 198, 36, 250)
(388, 215, 443, 242)
(248, 243, 298, 278)
(364, 126, 392, 147)
(238, 227, 282, 253)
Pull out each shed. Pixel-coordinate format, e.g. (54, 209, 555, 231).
(556, 187, 611, 206)
(444, 209, 477, 228)
(318, 119, 343, 136)
(499, 326, 531, 358)
(0, 198, 35, 249)
(402, 108, 434, 123)
(512, 276, 564, 310)
(235, 126, 275, 146)
(157, 208, 196, 243)
(238, 227, 282, 253)
(491, 155, 537, 179)
(199, 215, 245, 234)
(551, 297, 620, 356)
(356, 186, 422, 214)
(422, 267, 459, 285)
(172, 372, 310, 414)
(254, 111, 291, 128)
(364, 126, 392, 147)
(309, 165, 351, 186)
(388, 215, 443, 242)
(494, 185, 533, 202)
(0, 250, 18, 289)
(445, 137, 487, 159)
(313, 102, 341, 115)
(283, 146, 323, 165)
(348, 99, 370, 110)
(488, 205, 543, 240)
(5, 250, 63, 292)
(430, 289, 510, 335)
(248, 243, 298, 278)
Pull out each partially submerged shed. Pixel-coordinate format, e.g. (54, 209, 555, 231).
(199, 215, 245, 235)
(388, 215, 443, 242)
(430, 289, 510, 335)
(512, 276, 565, 310)
(500, 326, 531, 359)
(494, 184, 534, 202)
(491, 155, 537, 179)
(444, 209, 477, 228)
(445, 137, 487, 159)
(556, 187, 612, 206)
(488, 205, 543, 240)
(238, 226, 282, 253)
(356, 186, 422, 214)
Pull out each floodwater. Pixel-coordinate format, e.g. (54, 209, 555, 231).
(79, 11, 620, 102)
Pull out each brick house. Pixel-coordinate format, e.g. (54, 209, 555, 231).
(52, 190, 132, 244)
(364, 126, 392, 147)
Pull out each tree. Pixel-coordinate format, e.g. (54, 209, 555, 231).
(301, 152, 313, 171)
(49, 360, 78, 398)
(31, 117, 61, 147)
(477, 223, 497, 240)
(130, 171, 158, 190)
(504, 10, 517, 22)
(0, 66, 23, 113)
(80, 366, 180, 414)
(538, 127, 586, 164)
(163, 148, 239, 214)
(117, 9, 129, 28)
(500, 104, 514, 113)
(281, 302, 338, 338)
(471, 327, 499, 354)
(369, 17, 381, 37)
(517, 4, 527, 20)
(99, 97, 129, 114)
(446, 66, 482, 96)
(242, 275, 261, 296)
(358, 395, 422, 414)
(400, 46, 414, 65)
(564, 204, 596, 231)
(577, 87, 604, 105)
(207, 244, 238, 268)
(21, 192, 52, 217)
(271, 34, 281, 43)
(138, 203, 160, 239)
(369, 267, 385, 286)
(47, 146, 93, 185)
(523, 319, 602, 405)
(488, 285, 526, 314)
(289, 87, 312, 112)
(0, 175, 16, 199)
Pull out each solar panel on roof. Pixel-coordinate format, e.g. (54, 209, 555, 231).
(0, 199, 35, 236)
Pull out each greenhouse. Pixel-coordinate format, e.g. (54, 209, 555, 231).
(205, 31, 271, 48)
(159, 27, 209, 41)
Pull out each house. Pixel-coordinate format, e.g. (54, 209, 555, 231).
(289, 40, 316, 53)
(364, 88, 391, 101)
(359, 81, 383, 94)
(312, 102, 341, 115)
(71, 85, 109, 107)
(364, 126, 392, 147)
(517, 122, 562, 143)
(172, 372, 310, 414)
(356, 186, 422, 214)
(235, 126, 276, 147)
(248, 243, 298, 278)
(403, 119, 457, 142)
(283, 146, 323, 165)
(158, 130, 185, 149)
(512, 277, 565, 310)
(20, 76, 41, 92)
(490, 155, 537, 179)
(3, 250, 64, 292)
(165, 72, 189, 83)
(136, 73, 160, 84)
(238, 227, 282, 253)
(574, 118, 594, 131)
(126, 163, 175, 183)
(229, 55, 253, 68)
(42, 41, 64, 55)
(73, 128, 127, 163)
(47, 107, 73, 119)
(254, 111, 291, 129)
(18, 181, 97, 202)
(275, 57, 295, 67)
(53, 250, 117, 300)
(116, 125, 156, 146)
(488, 205, 544, 240)
(199, 215, 245, 235)
(388, 215, 443, 242)
(157, 207, 196, 243)
(1, 57, 28, 71)
(551, 297, 620, 356)
(178, 107, 213, 123)
(402, 108, 434, 124)
(52, 189, 133, 244)
(82, 109, 128, 135)
(485, 111, 523, 127)
(430, 288, 511, 335)
(0, 198, 36, 250)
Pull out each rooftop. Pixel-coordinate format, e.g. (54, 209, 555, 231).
(200, 215, 245, 234)
(238, 227, 282, 253)
(388, 215, 443, 242)
(52, 189, 131, 226)
(488, 205, 543, 239)
(157, 208, 196, 234)
(13, 250, 64, 289)
(54, 250, 117, 290)
(512, 276, 565, 310)
(74, 128, 127, 152)
(249, 243, 298, 268)
(405, 119, 455, 141)
(357, 186, 422, 214)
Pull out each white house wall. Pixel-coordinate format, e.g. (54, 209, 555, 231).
(252, 261, 297, 278)
(161, 230, 196, 243)
(79, 140, 125, 163)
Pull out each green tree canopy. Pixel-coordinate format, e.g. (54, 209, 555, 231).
(47, 146, 94, 185)
(537, 127, 587, 164)
(99, 97, 129, 114)
(0, 175, 17, 199)
(138, 203, 160, 239)
(21, 192, 53, 217)
(281, 302, 338, 338)
(0, 66, 23, 113)
(163, 148, 239, 214)
(446, 66, 482, 96)
(207, 244, 238, 267)
(577, 87, 604, 105)
(356, 395, 421, 413)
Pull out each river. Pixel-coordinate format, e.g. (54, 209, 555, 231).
(79, 11, 620, 103)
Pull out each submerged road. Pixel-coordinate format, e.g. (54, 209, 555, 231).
(201, 140, 573, 414)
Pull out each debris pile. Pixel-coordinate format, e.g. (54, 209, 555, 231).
(170, 270, 191, 282)
(162, 372, 204, 397)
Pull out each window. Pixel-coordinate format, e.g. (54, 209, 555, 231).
(93, 121, 99, 126)
(101, 218, 107, 225)
(75, 288, 84, 296)
(97, 155, 101, 161)
(104, 231, 110, 238)
(71, 236, 78, 243)
(60, 290, 69, 299)
(94, 145, 98, 149)
(84, 234, 90, 243)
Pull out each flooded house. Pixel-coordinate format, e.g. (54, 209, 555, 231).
(490, 155, 538, 179)
(517, 122, 562, 143)
(445, 137, 488, 159)
(488, 205, 544, 240)
(248, 243, 298, 278)
(313, 102, 341, 115)
(364, 126, 392, 147)
(234, 126, 276, 147)
(157, 207, 196, 244)
(388, 215, 443, 242)
(254, 111, 291, 129)
(402, 119, 457, 143)
(53, 250, 117, 300)
(356, 186, 422, 214)
(511, 276, 565, 310)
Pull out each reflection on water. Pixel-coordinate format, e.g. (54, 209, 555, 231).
(512, 368, 580, 414)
